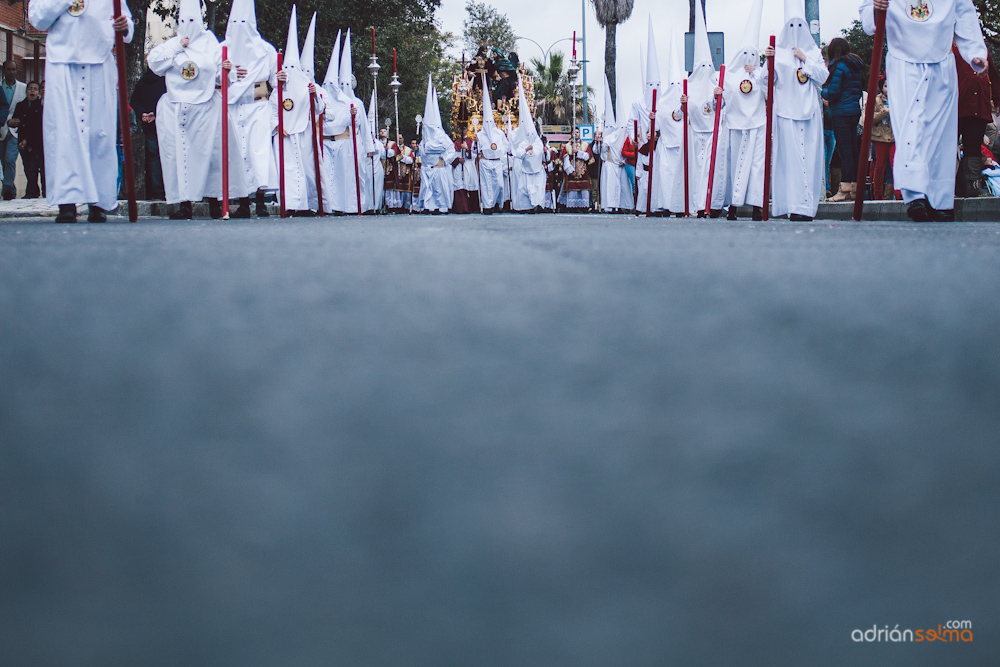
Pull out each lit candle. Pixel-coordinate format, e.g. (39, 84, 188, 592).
(393, 48, 397, 73)
(371, 27, 376, 55)
(572, 31, 576, 59)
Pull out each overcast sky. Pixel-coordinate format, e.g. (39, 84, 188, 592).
(436, 0, 861, 122)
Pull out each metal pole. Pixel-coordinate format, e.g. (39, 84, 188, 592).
(581, 0, 588, 125)
(805, 0, 821, 48)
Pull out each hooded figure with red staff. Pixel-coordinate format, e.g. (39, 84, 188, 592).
(147, 0, 248, 220)
(641, 29, 691, 217)
(689, 3, 729, 218)
(476, 75, 509, 214)
(419, 77, 457, 214)
(222, 0, 277, 218)
(29, 0, 134, 223)
(860, 0, 988, 222)
(767, 0, 827, 222)
(271, 6, 323, 216)
(723, 0, 767, 221)
(598, 72, 634, 213)
(323, 29, 376, 214)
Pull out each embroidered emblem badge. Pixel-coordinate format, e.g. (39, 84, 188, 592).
(68, 0, 86, 16)
(908, 0, 932, 21)
(180, 61, 198, 81)
(796, 68, 809, 84)
(740, 79, 753, 94)
(282, 98, 294, 111)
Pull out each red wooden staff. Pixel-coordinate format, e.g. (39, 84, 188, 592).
(310, 90, 324, 215)
(645, 88, 658, 217)
(762, 35, 776, 221)
(683, 78, 690, 217)
(112, 0, 137, 222)
(221, 46, 230, 219)
(633, 118, 639, 214)
(350, 105, 362, 217)
(276, 51, 286, 218)
(853, 8, 887, 222)
(704, 65, 726, 215)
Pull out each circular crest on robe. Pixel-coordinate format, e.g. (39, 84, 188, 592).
(908, 0, 932, 21)
(796, 68, 809, 84)
(283, 98, 294, 111)
(703, 102, 713, 115)
(490, 142, 498, 151)
(672, 109, 683, 122)
(67, 0, 86, 16)
(180, 61, 198, 81)
(740, 79, 753, 94)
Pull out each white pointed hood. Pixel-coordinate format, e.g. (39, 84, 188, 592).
(477, 72, 508, 159)
(323, 31, 341, 91)
(283, 5, 301, 71)
(274, 5, 311, 134)
(301, 12, 317, 82)
(320, 30, 352, 136)
(725, 0, 767, 130)
(160, 0, 219, 105)
(602, 73, 628, 159)
(339, 29, 355, 93)
(512, 75, 543, 171)
(774, 0, 826, 120)
(654, 31, 686, 150)
(177, 0, 204, 40)
(420, 74, 451, 155)
(644, 17, 661, 109)
(223, 0, 273, 103)
(689, 2, 720, 133)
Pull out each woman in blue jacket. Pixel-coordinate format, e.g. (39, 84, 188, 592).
(822, 38, 866, 201)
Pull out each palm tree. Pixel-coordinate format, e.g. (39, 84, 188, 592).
(530, 52, 570, 125)
(591, 0, 634, 111)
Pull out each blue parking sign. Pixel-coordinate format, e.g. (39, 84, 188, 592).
(579, 125, 595, 142)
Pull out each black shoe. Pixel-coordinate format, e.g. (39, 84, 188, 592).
(752, 206, 763, 221)
(2, 189, 14, 201)
(675, 212, 685, 218)
(727, 208, 739, 221)
(696, 210, 707, 219)
(169, 201, 193, 220)
(208, 199, 223, 219)
(55, 204, 77, 223)
(906, 199, 932, 223)
(929, 208, 955, 222)
(231, 198, 252, 218)
(709, 208, 723, 219)
(255, 190, 270, 217)
(789, 214, 814, 222)
(87, 205, 107, 222)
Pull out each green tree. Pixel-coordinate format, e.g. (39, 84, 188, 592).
(590, 0, 634, 112)
(461, 1, 516, 56)
(839, 18, 885, 72)
(529, 51, 595, 127)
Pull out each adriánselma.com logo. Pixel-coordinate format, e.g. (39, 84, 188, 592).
(852, 621, 973, 643)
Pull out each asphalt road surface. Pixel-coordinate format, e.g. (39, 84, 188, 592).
(1, 214, 998, 667)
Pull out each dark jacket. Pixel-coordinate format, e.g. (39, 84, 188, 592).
(954, 44, 1000, 122)
(821, 57, 865, 118)
(12, 98, 42, 150)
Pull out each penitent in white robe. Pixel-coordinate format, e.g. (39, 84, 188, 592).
(724, 65, 768, 209)
(861, 0, 986, 211)
(29, 0, 134, 211)
(600, 141, 634, 212)
(511, 143, 546, 210)
(270, 91, 323, 211)
(148, 36, 248, 204)
(420, 150, 456, 213)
